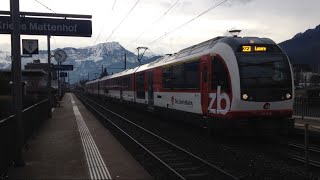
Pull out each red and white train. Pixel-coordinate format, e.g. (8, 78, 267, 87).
(85, 36, 294, 130)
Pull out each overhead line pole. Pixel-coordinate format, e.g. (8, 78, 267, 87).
(11, 0, 25, 166)
(124, 53, 126, 70)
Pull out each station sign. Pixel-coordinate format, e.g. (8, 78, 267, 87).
(22, 39, 39, 54)
(52, 65, 73, 71)
(0, 16, 92, 37)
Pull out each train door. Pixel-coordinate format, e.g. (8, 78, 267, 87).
(200, 57, 209, 116)
(148, 71, 154, 108)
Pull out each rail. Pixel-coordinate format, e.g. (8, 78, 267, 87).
(76, 93, 238, 179)
(0, 99, 49, 178)
(280, 139, 320, 169)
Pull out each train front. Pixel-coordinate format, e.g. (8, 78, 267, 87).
(229, 38, 294, 121)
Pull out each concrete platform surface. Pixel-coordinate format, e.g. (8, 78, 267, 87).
(294, 116, 320, 132)
(8, 93, 152, 180)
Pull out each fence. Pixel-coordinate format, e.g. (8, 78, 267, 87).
(0, 99, 49, 177)
(293, 97, 320, 117)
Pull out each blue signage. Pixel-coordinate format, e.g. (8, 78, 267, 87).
(60, 72, 68, 77)
(0, 16, 92, 37)
(52, 65, 73, 71)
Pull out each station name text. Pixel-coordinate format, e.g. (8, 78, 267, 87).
(0, 21, 78, 32)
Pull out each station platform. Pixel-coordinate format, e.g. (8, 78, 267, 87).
(8, 93, 151, 180)
(294, 115, 320, 132)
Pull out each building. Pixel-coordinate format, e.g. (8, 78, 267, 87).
(25, 59, 57, 80)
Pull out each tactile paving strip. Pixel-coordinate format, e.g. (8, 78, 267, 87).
(70, 94, 112, 180)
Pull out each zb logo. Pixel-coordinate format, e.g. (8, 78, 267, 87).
(208, 86, 230, 115)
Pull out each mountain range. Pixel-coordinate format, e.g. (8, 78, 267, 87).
(0, 24, 319, 83)
(279, 24, 320, 64)
(0, 42, 161, 83)
(0, 50, 11, 69)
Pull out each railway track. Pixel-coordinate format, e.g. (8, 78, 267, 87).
(75, 93, 238, 179)
(280, 139, 320, 168)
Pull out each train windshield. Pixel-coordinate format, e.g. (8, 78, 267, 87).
(237, 53, 292, 101)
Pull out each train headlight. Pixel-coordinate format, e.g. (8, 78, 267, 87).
(242, 94, 248, 100)
(286, 93, 291, 99)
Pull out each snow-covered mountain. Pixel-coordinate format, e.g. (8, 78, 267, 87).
(0, 42, 162, 83)
(0, 50, 11, 69)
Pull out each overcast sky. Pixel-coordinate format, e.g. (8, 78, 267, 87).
(0, 0, 319, 54)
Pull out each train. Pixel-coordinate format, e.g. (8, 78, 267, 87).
(84, 35, 295, 132)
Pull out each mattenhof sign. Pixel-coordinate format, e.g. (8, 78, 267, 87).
(0, 16, 92, 37)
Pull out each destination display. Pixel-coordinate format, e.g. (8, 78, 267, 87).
(238, 44, 281, 53)
(242, 45, 267, 52)
(0, 16, 92, 37)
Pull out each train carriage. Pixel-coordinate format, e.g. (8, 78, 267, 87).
(85, 35, 294, 131)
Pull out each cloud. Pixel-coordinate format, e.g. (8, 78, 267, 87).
(224, 0, 254, 7)
(1, 0, 320, 55)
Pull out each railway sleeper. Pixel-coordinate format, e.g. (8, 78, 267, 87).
(152, 150, 173, 155)
(139, 138, 156, 143)
(174, 166, 201, 172)
(169, 161, 194, 167)
(163, 157, 186, 162)
(184, 172, 211, 179)
(143, 144, 162, 148)
(147, 146, 171, 152)
(157, 154, 177, 158)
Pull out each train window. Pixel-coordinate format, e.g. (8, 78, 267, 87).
(122, 76, 131, 90)
(184, 61, 200, 88)
(162, 66, 172, 88)
(136, 73, 145, 99)
(211, 57, 230, 93)
(162, 60, 200, 89)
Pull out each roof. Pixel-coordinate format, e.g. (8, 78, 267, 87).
(0, 69, 48, 76)
(86, 35, 276, 83)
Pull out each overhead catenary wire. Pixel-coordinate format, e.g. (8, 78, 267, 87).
(125, 0, 181, 49)
(112, 0, 117, 10)
(34, 0, 56, 13)
(34, 0, 57, 45)
(92, 0, 118, 45)
(148, 0, 229, 46)
(105, 0, 140, 43)
(153, 0, 181, 24)
(93, 24, 105, 45)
